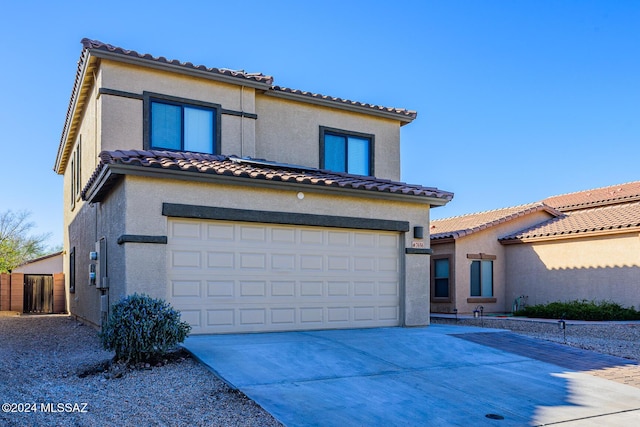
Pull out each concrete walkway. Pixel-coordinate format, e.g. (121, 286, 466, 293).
(184, 325, 640, 426)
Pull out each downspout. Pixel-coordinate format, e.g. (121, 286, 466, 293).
(240, 85, 244, 157)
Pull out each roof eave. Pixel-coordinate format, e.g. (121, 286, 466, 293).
(54, 50, 97, 174)
(89, 48, 272, 91)
(85, 163, 452, 206)
(500, 226, 640, 244)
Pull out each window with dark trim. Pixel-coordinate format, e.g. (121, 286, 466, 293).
(470, 260, 493, 297)
(70, 152, 76, 209)
(431, 256, 452, 301)
(319, 126, 374, 176)
(70, 138, 81, 209)
(69, 247, 75, 293)
(144, 92, 221, 154)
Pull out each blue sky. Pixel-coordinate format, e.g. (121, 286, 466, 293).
(1, 0, 638, 248)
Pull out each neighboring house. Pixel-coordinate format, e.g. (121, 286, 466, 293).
(13, 251, 63, 275)
(54, 39, 453, 333)
(0, 252, 65, 314)
(430, 181, 640, 314)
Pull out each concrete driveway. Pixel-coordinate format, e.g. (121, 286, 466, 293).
(183, 325, 640, 426)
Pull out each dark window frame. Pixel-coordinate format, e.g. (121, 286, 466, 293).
(319, 126, 375, 176)
(431, 255, 453, 302)
(143, 92, 222, 155)
(470, 259, 494, 297)
(69, 247, 76, 294)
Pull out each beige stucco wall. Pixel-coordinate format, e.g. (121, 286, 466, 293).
(61, 57, 419, 326)
(120, 174, 432, 326)
(66, 181, 127, 327)
(62, 69, 103, 320)
(13, 254, 63, 275)
(505, 232, 640, 310)
(99, 60, 256, 158)
(96, 61, 402, 180)
(431, 210, 555, 314)
(255, 95, 401, 180)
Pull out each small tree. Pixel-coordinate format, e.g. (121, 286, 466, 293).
(100, 294, 192, 363)
(0, 210, 51, 272)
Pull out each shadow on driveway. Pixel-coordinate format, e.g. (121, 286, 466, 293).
(184, 325, 640, 426)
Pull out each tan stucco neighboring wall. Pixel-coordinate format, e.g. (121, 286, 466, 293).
(255, 95, 401, 180)
(431, 210, 555, 314)
(121, 175, 432, 326)
(505, 233, 640, 309)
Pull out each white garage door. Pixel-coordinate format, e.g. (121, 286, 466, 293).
(167, 218, 401, 334)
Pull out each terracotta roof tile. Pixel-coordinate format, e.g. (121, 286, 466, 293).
(81, 39, 274, 85)
(500, 201, 640, 241)
(270, 86, 417, 120)
(83, 150, 453, 203)
(544, 181, 640, 211)
(430, 203, 561, 240)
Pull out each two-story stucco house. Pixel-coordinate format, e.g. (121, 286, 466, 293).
(54, 39, 453, 333)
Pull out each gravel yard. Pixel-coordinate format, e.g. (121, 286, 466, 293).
(431, 316, 640, 362)
(0, 313, 282, 427)
(1, 313, 638, 427)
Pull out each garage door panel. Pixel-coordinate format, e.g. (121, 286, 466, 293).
(240, 225, 267, 242)
(300, 230, 324, 245)
(271, 281, 296, 296)
(171, 221, 202, 239)
(207, 252, 235, 269)
(271, 228, 296, 243)
(168, 219, 401, 334)
(171, 280, 201, 298)
(239, 253, 267, 270)
(172, 251, 201, 268)
(271, 254, 296, 270)
(206, 223, 234, 240)
(328, 281, 349, 296)
(207, 280, 234, 297)
(207, 309, 234, 326)
(239, 308, 267, 325)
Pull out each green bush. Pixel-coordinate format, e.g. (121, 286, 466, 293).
(100, 293, 192, 363)
(514, 299, 640, 321)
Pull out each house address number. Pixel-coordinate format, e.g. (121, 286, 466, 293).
(411, 241, 425, 249)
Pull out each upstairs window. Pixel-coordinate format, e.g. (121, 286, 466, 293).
(144, 93, 220, 154)
(320, 126, 373, 176)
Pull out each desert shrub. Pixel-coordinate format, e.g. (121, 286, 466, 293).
(100, 293, 192, 363)
(514, 299, 640, 321)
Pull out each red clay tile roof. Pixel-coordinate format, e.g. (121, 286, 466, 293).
(543, 181, 640, 211)
(430, 203, 560, 240)
(270, 86, 417, 120)
(82, 38, 416, 119)
(500, 201, 640, 242)
(80, 38, 275, 85)
(82, 150, 454, 203)
(56, 39, 418, 174)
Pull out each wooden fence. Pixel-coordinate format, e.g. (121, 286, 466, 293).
(0, 272, 65, 313)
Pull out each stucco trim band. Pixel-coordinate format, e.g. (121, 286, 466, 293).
(97, 88, 257, 119)
(117, 235, 168, 245)
(405, 248, 433, 255)
(162, 203, 410, 232)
